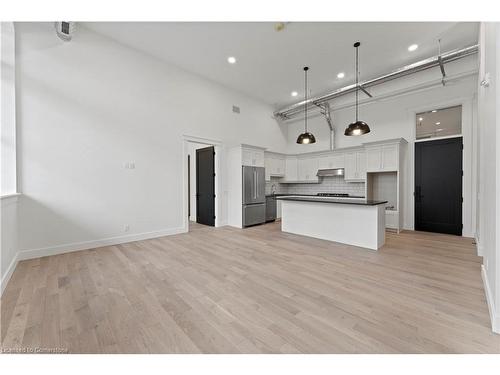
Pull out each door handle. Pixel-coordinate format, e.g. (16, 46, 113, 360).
(256, 171, 259, 198)
(254, 170, 257, 199)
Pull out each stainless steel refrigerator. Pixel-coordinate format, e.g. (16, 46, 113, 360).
(242, 166, 266, 227)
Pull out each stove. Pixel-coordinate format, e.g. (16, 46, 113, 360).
(316, 193, 350, 197)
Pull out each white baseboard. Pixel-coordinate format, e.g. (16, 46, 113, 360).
(17, 226, 187, 262)
(475, 236, 483, 256)
(481, 265, 499, 334)
(1, 253, 19, 296)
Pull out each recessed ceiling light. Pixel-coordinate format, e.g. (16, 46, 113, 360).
(432, 110, 437, 113)
(419, 117, 423, 121)
(291, 91, 298, 97)
(227, 56, 236, 64)
(408, 44, 418, 52)
(337, 72, 345, 79)
(435, 122, 441, 125)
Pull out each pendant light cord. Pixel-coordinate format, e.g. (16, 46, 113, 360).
(355, 45, 359, 122)
(304, 67, 308, 132)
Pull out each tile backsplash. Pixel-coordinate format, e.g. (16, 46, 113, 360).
(266, 176, 365, 197)
(265, 177, 289, 195)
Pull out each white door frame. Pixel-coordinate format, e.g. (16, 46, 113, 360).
(182, 135, 224, 230)
(406, 96, 476, 238)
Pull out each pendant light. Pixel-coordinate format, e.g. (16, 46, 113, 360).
(296, 67, 316, 144)
(344, 42, 371, 136)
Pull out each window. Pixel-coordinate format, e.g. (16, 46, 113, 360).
(416, 105, 462, 140)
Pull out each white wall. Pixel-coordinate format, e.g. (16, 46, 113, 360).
(1, 22, 17, 195)
(286, 68, 478, 235)
(14, 22, 288, 257)
(476, 22, 499, 333)
(1, 22, 19, 294)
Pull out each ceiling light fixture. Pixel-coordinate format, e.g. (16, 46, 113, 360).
(227, 56, 236, 64)
(419, 117, 424, 121)
(432, 110, 437, 113)
(291, 91, 298, 97)
(435, 122, 441, 125)
(345, 42, 371, 136)
(337, 72, 345, 79)
(296, 67, 316, 145)
(408, 44, 418, 52)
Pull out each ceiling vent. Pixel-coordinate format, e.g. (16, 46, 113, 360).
(232, 105, 240, 114)
(55, 22, 75, 41)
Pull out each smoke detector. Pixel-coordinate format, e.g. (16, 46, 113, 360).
(55, 22, 75, 41)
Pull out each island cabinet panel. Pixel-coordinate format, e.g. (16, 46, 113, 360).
(318, 153, 345, 169)
(344, 151, 366, 182)
(366, 144, 398, 172)
(279, 198, 386, 250)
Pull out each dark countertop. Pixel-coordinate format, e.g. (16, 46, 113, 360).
(266, 193, 366, 199)
(275, 195, 387, 206)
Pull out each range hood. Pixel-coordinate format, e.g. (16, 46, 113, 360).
(316, 168, 344, 177)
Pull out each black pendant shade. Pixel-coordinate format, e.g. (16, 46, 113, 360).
(296, 132, 316, 144)
(296, 66, 316, 144)
(344, 42, 371, 136)
(344, 120, 371, 136)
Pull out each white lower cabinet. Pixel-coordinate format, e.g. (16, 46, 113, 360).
(385, 210, 398, 230)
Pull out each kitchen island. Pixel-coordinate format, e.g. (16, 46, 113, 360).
(276, 196, 388, 250)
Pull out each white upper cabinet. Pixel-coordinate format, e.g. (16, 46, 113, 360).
(365, 144, 399, 172)
(318, 153, 345, 169)
(381, 145, 398, 171)
(284, 156, 298, 181)
(366, 148, 382, 172)
(242, 147, 265, 167)
(297, 157, 319, 181)
(264, 153, 286, 180)
(344, 150, 366, 182)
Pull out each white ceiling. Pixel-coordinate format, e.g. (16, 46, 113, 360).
(83, 22, 479, 108)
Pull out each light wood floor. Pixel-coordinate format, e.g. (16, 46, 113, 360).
(1, 222, 499, 353)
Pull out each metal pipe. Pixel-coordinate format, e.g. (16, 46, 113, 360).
(274, 44, 478, 119)
(314, 102, 335, 150)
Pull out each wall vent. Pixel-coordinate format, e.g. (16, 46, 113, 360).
(55, 22, 75, 41)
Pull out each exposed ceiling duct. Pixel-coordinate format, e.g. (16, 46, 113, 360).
(274, 44, 478, 120)
(314, 102, 335, 150)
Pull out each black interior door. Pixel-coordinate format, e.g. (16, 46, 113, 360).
(415, 137, 462, 235)
(196, 146, 215, 226)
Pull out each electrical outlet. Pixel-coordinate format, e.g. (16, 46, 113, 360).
(124, 225, 130, 232)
